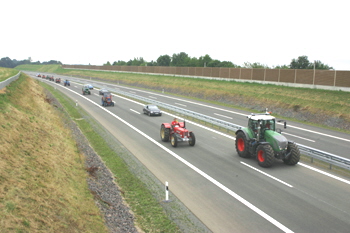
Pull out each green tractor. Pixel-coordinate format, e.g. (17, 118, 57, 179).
(82, 85, 91, 95)
(235, 111, 300, 168)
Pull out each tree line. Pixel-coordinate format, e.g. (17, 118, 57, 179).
(0, 54, 333, 70)
(0, 57, 62, 68)
(106, 53, 333, 70)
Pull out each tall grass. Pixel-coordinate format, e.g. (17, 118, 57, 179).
(0, 67, 19, 82)
(0, 74, 107, 232)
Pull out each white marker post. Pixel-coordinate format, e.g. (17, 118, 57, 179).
(76, 100, 78, 106)
(165, 181, 169, 202)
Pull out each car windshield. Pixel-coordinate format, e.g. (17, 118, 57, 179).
(103, 93, 111, 97)
(149, 105, 159, 110)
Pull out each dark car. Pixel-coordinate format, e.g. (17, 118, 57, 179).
(99, 88, 109, 95)
(143, 104, 162, 116)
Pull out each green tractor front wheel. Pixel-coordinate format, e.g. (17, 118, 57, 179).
(256, 144, 275, 168)
(283, 142, 300, 165)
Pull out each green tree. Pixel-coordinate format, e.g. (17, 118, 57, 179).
(207, 59, 221, 67)
(198, 54, 212, 67)
(156, 55, 171, 66)
(104, 61, 111, 66)
(290, 55, 310, 69)
(273, 64, 289, 69)
(243, 62, 269, 69)
(310, 60, 333, 70)
(171, 52, 190, 67)
(220, 61, 238, 68)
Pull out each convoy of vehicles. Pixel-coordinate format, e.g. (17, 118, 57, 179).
(36, 73, 302, 168)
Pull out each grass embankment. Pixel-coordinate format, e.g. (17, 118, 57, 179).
(1, 70, 181, 232)
(0, 67, 19, 82)
(16, 64, 350, 132)
(0, 74, 107, 232)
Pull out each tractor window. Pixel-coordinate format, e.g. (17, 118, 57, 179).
(264, 120, 275, 131)
(248, 119, 258, 131)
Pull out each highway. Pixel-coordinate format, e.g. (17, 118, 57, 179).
(28, 72, 350, 233)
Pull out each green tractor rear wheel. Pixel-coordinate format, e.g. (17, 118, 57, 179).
(235, 131, 251, 158)
(256, 144, 275, 168)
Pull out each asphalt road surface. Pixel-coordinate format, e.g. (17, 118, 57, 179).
(28, 72, 350, 233)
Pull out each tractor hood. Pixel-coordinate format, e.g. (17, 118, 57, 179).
(264, 130, 288, 152)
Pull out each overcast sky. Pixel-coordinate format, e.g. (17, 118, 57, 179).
(2, 0, 349, 70)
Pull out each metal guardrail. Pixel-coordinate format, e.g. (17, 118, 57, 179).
(39, 75, 350, 171)
(0, 72, 21, 90)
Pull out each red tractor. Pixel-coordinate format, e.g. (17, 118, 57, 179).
(101, 92, 114, 107)
(160, 120, 196, 147)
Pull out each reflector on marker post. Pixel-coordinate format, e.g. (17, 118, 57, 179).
(165, 181, 169, 201)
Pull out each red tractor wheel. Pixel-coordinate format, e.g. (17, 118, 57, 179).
(170, 134, 178, 147)
(160, 124, 170, 142)
(256, 144, 275, 167)
(189, 132, 196, 146)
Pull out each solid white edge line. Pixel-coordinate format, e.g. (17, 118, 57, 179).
(241, 162, 293, 188)
(282, 132, 315, 142)
(299, 163, 350, 185)
(59, 84, 294, 233)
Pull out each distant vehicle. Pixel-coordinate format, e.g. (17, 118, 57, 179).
(101, 92, 114, 106)
(87, 84, 94, 89)
(64, 80, 70, 86)
(99, 88, 109, 95)
(36, 73, 41, 77)
(143, 104, 162, 116)
(55, 78, 61, 83)
(82, 85, 91, 95)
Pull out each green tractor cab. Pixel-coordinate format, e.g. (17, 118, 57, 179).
(235, 110, 300, 168)
(82, 85, 91, 95)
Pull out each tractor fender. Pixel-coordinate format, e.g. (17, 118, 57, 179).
(235, 129, 249, 139)
(162, 123, 172, 129)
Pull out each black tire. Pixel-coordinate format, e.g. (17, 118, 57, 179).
(160, 125, 170, 142)
(235, 131, 251, 158)
(112, 102, 114, 107)
(189, 132, 196, 146)
(256, 144, 275, 168)
(283, 142, 300, 165)
(170, 134, 178, 147)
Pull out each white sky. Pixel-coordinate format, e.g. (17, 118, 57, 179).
(2, 0, 349, 70)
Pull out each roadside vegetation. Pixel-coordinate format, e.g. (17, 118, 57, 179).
(1, 70, 181, 232)
(0, 74, 107, 232)
(0, 67, 19, 82)
(16, 64, 350, 132)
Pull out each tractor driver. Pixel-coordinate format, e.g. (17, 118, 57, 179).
(171, 118, 179, 128)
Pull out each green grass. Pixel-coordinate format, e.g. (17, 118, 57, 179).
(0, 67, 19, 82)
(0, 74, 107, 233)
